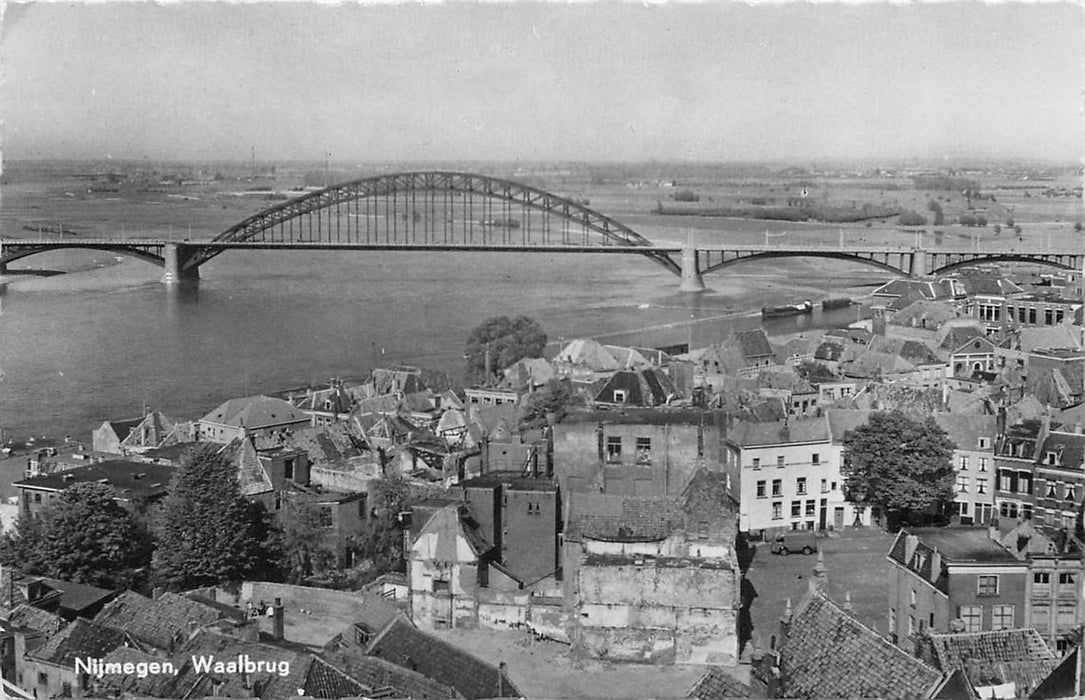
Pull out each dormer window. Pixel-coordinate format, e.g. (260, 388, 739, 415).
(1046, 451, 1060, 466)
(978, 437, 991, 449)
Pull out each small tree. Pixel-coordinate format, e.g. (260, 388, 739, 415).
(152, 445, 283, 590)
(898, 211, 927, 226)
(842, 410, 956, 530)
(464, 316, 547, 382)
(280, 498, 337, 583)
(0, 483, 152, 590)
(519, 379, 577, 427)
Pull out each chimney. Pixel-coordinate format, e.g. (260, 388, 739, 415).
(272, 597, 284, 641)
(929, 547, 942, 584)
(903, 534, 919, 563)
(778, 597, 793, 649)
(152, 586, 163, 600)
(809, 549, 827, 595)
(997, 405, 1007, 436)
(842, 590, 854, 614)
(496, 662, 507, 697)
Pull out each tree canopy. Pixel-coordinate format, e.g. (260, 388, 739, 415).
(842, 410, 956, 530)
(152, 445, 282, 590)
(519, 379, 578, 427)
(351, 471, 411, 584)
(464, 315, 547, 382)
(0, 483, 152, 590)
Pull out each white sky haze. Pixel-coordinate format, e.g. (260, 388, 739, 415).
(2, 2, 1082, 163)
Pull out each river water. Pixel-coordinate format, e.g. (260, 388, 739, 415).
(0, 166, 882, 442)
(0, 247, 871, 442)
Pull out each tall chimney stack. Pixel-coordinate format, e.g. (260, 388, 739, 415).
(272, 597, 284, 641)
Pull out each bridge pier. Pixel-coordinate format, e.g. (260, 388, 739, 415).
(909, 248, 928, 279)
(161, 243, 200, 284)
(678, 246, 705, 293)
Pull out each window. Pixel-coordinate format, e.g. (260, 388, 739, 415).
(772, 479, 782, 497)
(318, 506, 334, 528)
(796, 477, 807, 495)
(613, 389, 627, 404)
(909, 589, 917, 607)
(752, 457, 761, 470)
(978, 457, 988, 472)
(1046, 451, 1061, 466)
(978, 575, 999, 596)
(821, 478, 829, 494)
(635, 437, 652, 465)
(791, 501, 801, 518)
(33, 493, 42, 503)
(1035, 572, 1052, 596)
(756, 480, 767, 498)
(777, 455, 785, 468)
(956, 475, 969, 493)
(1000, 472, 1013, 491)
(831, 481, 838, 491)
(908, 615, 915, 636)
(1047, 482, 1058, 498)
(1059, 572, 1076, 586)
(960, 605, 983, 633)
(978, 437, 991, 449)
(976, 478, 988, 495)
(991, 605, 1014, 631)
(888, 607, 896, 633)
(284, 458, 295, 481)
(37, 672, 47, 686)
(805, 500, 816, 517)
(812, 453, 820, 465)
(959, 456, 969, 470)
(606, 436, 622, 462)
(772, 502, 783, 520)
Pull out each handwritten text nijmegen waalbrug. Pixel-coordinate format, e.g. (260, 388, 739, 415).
(75, 655, 291, 679)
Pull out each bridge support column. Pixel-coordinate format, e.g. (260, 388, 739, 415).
(678, 246, 705, 293)
(161, 243, 199, 284)
(910, 248, 928, 279)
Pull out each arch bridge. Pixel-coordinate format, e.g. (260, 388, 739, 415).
(0, 171, 1081, 289)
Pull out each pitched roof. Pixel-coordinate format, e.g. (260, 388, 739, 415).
(931, 414, 996, 453)
(1030, 645, 1085, 699)
(322, 645, 458, 699)
(729, 416, 829, 447)
(200, 394, 307, 428)
(564, 492, 685, 543)
(367, 617, 522, 699)
(735, 329, 774, 359)
(1020, 326, 1084, 352)
(826, 409, 872, 443)
(219, 437, 274, 496)
(888, 299, 960, 329)
(688, 666, 751, 700)
(924, 629, 1058, 696)
(94, 591, 229, 651)
(28, 618, 129, 667)
(1037, 430, 1085, 470)
(554, 338, 622, 371)
(780, 592, 943, 700)
(7, 604, 64, 636)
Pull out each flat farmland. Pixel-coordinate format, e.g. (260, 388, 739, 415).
(743, 528, 898, 651)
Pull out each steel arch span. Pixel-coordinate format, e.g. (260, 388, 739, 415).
(194, 171, 680, 274)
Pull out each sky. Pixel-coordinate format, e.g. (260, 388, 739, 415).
(2, 2, 1082, 164)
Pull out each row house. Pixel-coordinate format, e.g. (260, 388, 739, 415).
(993, 416, 1047, 524)
(724, 412, 870, 537)
(932, 413, 997, 525)
(1029, 424, 1085, 532)
(197, 395, 311, 443)
(887, 528, 1027, 647)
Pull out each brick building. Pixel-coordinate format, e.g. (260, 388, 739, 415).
(14, 461, 175, 521)
(887, 528, 1027, 648)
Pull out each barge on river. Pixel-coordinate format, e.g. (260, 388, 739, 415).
(761, 300, 814, 318)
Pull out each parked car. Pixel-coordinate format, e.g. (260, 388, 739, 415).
(770, 531, 818, 555)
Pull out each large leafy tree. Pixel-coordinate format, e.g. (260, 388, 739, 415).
(519, 379, 577, 427)
(152, 445, 282, 590)
(0, 483, 152, 589)
(464, 315, 547, 382)
(842, 410, 956, 530)
(280, 498, 337, 584)
(352, 471, 411, 583)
